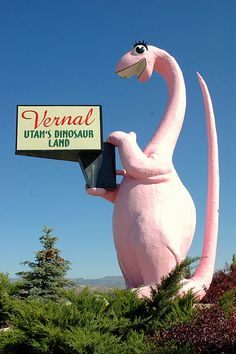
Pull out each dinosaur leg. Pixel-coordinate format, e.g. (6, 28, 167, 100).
(135, 243, 179, 298)
(114, 235, 143, 289)
(117, 259, 135, 289)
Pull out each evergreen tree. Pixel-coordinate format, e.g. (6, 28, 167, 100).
(17, 226, 73, 300)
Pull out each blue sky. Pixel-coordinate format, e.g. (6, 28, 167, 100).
(0, 0, 235, 279)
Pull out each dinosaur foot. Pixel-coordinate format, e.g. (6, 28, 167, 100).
(133, 284, 156, 299)
(178, 278, 208, 301)
(132, 278, 208, 301)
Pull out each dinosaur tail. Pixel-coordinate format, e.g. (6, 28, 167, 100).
(192, 72, 220, 289)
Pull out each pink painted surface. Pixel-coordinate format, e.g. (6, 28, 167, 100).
(87, 43, 219, 300)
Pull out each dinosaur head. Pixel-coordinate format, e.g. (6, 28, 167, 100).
(116, 41, 158, 82)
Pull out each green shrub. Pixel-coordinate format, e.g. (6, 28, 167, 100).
(0, 273, 11, 325)
(219, 287, 236, 316)
(0, 258, 198, 353)
(0, 273, 21, 326)
(0, 291, 154, 353)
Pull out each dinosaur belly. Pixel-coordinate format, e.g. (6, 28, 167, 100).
(113, 174, 196, 288)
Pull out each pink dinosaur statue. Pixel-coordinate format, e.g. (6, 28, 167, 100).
(87, 42, 219, 300)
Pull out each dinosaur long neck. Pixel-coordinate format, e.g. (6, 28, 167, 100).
(144, 51, 186, 161)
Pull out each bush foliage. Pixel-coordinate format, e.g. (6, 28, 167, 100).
(0, 253, 235, 353)
(149, 255, 236, 353)
(202, 256, 236, 305)
(0, 258, 197, 353)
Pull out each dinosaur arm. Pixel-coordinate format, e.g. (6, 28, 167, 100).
(108, 131, 172, 179)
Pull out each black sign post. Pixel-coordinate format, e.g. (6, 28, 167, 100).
(79, 142, 116, 190)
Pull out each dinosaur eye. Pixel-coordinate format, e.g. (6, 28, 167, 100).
(132, 41, 148, 55)
(133, 45, 147, 55)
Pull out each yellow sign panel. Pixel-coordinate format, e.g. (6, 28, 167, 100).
(16, 105, 102, 151)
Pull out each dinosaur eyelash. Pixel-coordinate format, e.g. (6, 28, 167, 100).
(133, 40, 148, 50)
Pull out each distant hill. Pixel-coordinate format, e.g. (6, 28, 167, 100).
(74, 276, 125, 289)
(11, 275, 125, 291)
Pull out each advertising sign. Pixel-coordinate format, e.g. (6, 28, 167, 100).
(15, 104, 116, 190)
(16, 105, 102, 152)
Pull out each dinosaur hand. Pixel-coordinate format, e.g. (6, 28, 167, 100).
(108, 131, 136, 147)
(85, 186, 107, 196)
(116, 169, 126, 176)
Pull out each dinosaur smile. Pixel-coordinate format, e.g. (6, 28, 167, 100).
(116, 58, 146, 79)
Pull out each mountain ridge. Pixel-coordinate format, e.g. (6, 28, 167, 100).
(73, 275, 125, 288)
